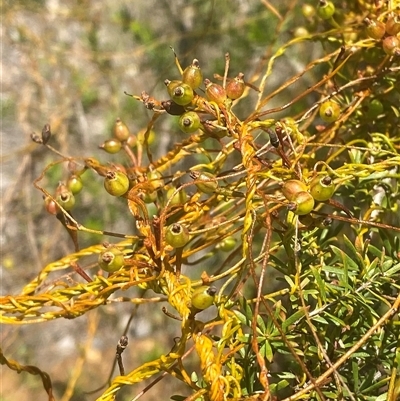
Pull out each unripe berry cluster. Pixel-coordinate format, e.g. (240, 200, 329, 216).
(281, 176, 335, 215)
(365, 13, 400, 56)
(162, 59, 245, 136)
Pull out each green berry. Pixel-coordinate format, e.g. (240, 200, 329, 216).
(113, 118, 130, 142)
(165, 223, 190, 248)
(302, 4, 316, 19)
(67, 175, 83, 194)
(182, 59, 203, 90)
(309, 176, 335, 202)
(166, 187, 188, 206)
(99, 139, 122, 154)
(104, 170, 130, 197)
(294, 27, 310, 38)
(179, 111, 201, 133)
(98, 246, 125, 273)
(140, 190, 157, 203)
(319, 101, 340, 123)
(191, 286, 217, 310)
(190, 171, 218, 194)
(217, 237, 237, 252)
(137, 129, 156, 146)
(168, 82, 194, 106)
(147, 170, 163, 191)
(317, 0, 335, 20)
(56, 183, 75, 211)
(288, 191, 315, 215)
(164, 79, 181, 97)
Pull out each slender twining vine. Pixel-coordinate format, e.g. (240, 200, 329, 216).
(1, 1, 400, 401)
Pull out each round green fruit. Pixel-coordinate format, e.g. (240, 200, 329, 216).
(182, 59, 203, 90)
(113, 118, 130, 142)
(302, 4, 316, 19)
(179, 111, 201, 133)
(294, 27, 310, 38)
(165, 223, 190, 248)
(166, 187, 188, 206)
(309, 176, 335, 202)
(137, 129, 156, 146)
(56, 184, 75, 211)
(191, 286, 217, 310)
(140, 190, 157, 204)
(319, 101, 340, 123)
(104, 170, 130, 197)
(147, 170, 163, 191)
(99, 139, 122, 154)
(217, 237, 237, 252)
(67, 175, 83, 194)
(317, 0, 335, 20)
(190, 171, 218, 194)
(165, 79, 181, 97)
(288, 191, 315, 215)
(98, 246, 125, 272)
(170, 82, 194, 106)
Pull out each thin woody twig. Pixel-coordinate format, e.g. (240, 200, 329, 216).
(116, 336, 129, 376)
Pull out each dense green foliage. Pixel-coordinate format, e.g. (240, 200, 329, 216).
(1, 1, 400, 401)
